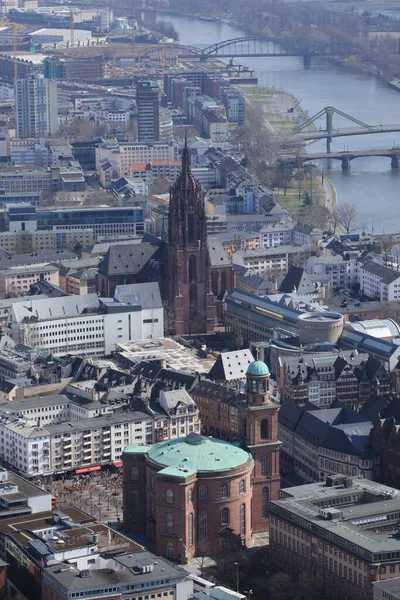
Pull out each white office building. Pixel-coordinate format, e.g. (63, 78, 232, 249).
(6, 282, 164, 357)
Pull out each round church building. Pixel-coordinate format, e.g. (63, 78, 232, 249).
(122, 432, 254, 562)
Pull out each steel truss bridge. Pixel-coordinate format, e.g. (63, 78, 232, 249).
(284, 106, 400, 153)
(135, 36, 362, 65)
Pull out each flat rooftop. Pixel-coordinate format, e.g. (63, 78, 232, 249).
(271, 477, 400, 559)
(116, 338, 215, 374)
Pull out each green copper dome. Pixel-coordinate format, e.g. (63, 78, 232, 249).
(247, 360, 270, 377)
(145, 433, 252, 473)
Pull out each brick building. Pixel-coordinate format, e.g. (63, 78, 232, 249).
(122, 432, 254, 561)
(191, 359, 281, 533)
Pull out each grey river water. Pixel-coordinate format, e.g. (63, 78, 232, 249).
(154, 12, 400, 233)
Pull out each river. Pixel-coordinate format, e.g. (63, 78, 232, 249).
(153, 12, 400, 233)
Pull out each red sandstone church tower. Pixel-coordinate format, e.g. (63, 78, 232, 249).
(166, 138, 215, 335)
(239, 360, 281, 532)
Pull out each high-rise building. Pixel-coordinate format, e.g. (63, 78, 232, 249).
(15, 75, 58, 138)
(166, 137, 215, 335)
(136, 79, 160, 142)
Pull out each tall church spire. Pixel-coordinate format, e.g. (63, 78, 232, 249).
(165, 130, 215, 335)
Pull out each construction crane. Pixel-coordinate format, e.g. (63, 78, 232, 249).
(69, 6, 75, 57)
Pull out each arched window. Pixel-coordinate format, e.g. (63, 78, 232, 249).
(221, 271, 227, 292)
(240, 504, 246, 536)
(130, 466, 139, 480)
(188, 513, 194, 546)
(189, 255, 197, 282)
(166, 488, 174, 504)
(260, 419, 268, 439)
(199, 509, 208, 542)
(221, 483, 229, 498)
(189, 284, 198, 320)
(188, 206, 195, 242)
(150, 496, 155, 515)
(188, 488, 193, 503)
(262, 487, 269, 518)
(221, 507, 230, 526)
(166, 512, 173, 533)
(261, 455, 268, 476)
(239, 480, 245, 494)
(132, 490, 139, 522)
(198, 485, 207, 500)
(166, 542, 174, 558)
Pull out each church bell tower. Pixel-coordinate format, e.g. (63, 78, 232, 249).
(166, 137, 215, 335)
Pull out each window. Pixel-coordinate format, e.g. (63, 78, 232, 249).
(166, 512, 173, 533)
(198, 485, 207, 500)
(221, 507, 230, 526)
(240, 480, 245, 494)
(132, 490, 140, 522)
(199, 509, 208, 542)
(166, 542, 174, 559)
(130, 466, 139, 480)
(262, 487, 269, 518)
(221, 484, 229, 498)
(166, 489, 174, 504)
(189, 255, 197, 282)
(240, 504, 246, 536)
(188, 513, 194, 546)
(260, 419, 268, 439)
(188, 488, 193, 503)
(261, 456, 268, 476)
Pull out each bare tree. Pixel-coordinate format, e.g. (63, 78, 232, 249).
(338, 203, 358, 234)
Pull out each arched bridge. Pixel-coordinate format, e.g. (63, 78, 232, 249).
(135, 37, 362, 64)
(281, 149, 400, 170)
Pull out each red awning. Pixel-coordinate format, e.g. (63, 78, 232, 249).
(75, 466, 101, 474)
(113, 461, 123, 467)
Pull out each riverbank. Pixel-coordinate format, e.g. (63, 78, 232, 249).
(238, 83, 336, 221)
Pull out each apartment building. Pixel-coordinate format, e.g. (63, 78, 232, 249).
(359, 257, 400, 301)
(7, 282, 164, 357)
(269, 477, 400, 600)
(104, 141, 179, 177)
(279, 401, 377, 483)
(15, 75, 58, 138)
(0, 263, 59, 295)
(232, 244, 315, 276)
(0, 368, 201, 476)
(259, 222, 322, 248)
(306, 253, 359, 289)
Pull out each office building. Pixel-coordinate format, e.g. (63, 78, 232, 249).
(14, 75, 58, 138)
(7, 282, 164, 357)
(3, 204, 145, 238)
(269, 477, 400, 600)
(279, 401, 377, 482)
(136, 80, 161, 143)
(0, 468, 51, 519)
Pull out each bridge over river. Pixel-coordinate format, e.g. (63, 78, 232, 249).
(281, 149, 400, 170)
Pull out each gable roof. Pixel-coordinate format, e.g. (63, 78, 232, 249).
(279, 265, 316, 295)
(98, 242, 164, 277)
(207, 349, 254, 381)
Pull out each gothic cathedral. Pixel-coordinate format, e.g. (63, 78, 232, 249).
(166, 138, 215, 335)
